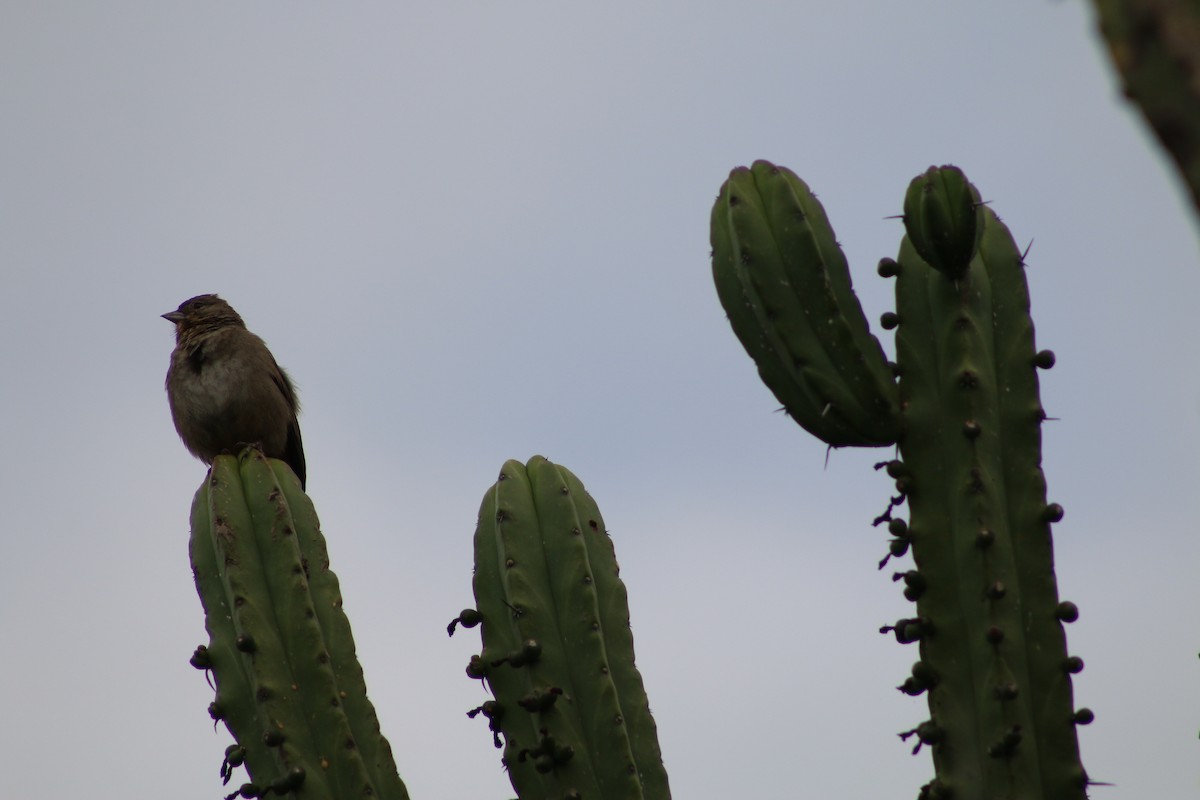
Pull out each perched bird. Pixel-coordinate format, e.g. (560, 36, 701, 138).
(163, 294, 307, 488)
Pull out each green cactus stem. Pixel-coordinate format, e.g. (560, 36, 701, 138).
(189, 447, 408, 800)
(711, 159, 902, 447)
(710, 163, 1090, 800)
(464, 456, 670, 800)
(888, 206, 1089, 800)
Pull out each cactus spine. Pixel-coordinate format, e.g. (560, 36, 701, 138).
(711, 162, 1089, 800)
(463, 455, 669, 800)
(189, 448, 408, 800)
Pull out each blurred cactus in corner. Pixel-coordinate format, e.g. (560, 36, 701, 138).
(712, 162, 1091, 800)
(1090, 0, 1200, 219)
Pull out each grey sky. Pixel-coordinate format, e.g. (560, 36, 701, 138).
(2, 3, 1198, 798)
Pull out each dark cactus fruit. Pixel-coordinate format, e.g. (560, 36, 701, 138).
(902, 165, 983, 280)
(467, 456, 670, 800)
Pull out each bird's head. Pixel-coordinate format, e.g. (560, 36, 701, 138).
(163, 294, 246, 342)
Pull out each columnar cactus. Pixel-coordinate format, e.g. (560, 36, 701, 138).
(711, 161, 1090, 800)
(189, 448, 408, 800)
(710, 161, 902, 447)
(457, 455, 670, 800)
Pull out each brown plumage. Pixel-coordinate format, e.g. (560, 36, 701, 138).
(163, 294, 306, 488)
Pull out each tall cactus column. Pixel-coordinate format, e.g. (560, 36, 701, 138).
(712, 162, 1089, 800)
(887, 192, 1088, 799)
(455, 456, 670, 800)
(189, 447, 408, 800)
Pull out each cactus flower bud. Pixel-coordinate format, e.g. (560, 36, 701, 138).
(903, 165, 983, 279)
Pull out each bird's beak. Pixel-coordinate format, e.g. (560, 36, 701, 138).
(162, 311, 185, 324)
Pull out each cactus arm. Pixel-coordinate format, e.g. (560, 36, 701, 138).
(189, 449, 408, 800)
(470, 457, 670, 800)
(473, 458, 597, 799)
(893, 214, 1086, 799)
(711, 171, 850, 443)
(758, 162, 899, 419)
(711, 161, 901, 447)
(193, 454, 338, 799)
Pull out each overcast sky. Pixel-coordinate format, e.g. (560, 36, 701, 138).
(3, 3, 1198, 798)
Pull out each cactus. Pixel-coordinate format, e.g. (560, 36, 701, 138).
(187, 449, 666, 800)
(458, 455, 670, 800)
(1090, 0, 1200, 218)
(711, 160, 902, 447)
(170, 154, 1107, 800)
(189, 447, 408, 800)
(177, 164, 1092, 800)
(711, 162, 1089, 800)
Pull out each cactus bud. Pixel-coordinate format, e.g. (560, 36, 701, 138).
(447, 608, 483, 636)
(903, 165, 982, 279)
(190, 645, 213, 670)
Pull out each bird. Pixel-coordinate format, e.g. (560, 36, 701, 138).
(163, 294, 307, 488)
